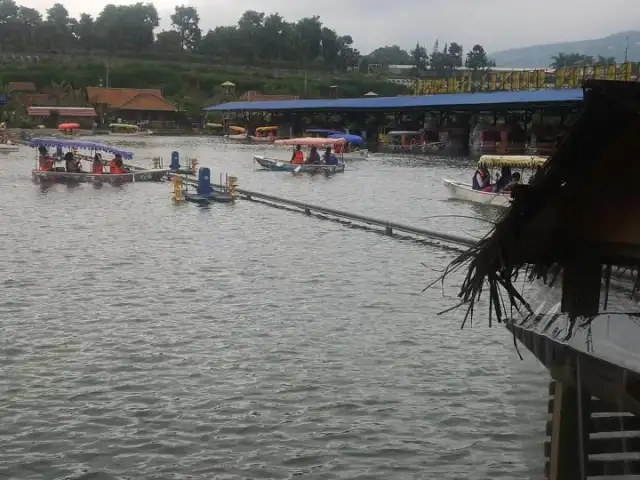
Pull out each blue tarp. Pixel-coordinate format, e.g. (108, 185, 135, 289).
(30, 138, 134, 160)
(328, 133, 363, 145)
(0, 93, 6, 106)
(205, 89, 584, 112)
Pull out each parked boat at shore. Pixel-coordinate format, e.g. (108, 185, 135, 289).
(250, 126, 279, 143)
(30, 138, 168, 184)
(225, 126, 249, 142)
(0, 138, 19, 153)
(109, 123, 154, 136)
(327, 133, 369, 160)
(443, 155, 547, 208)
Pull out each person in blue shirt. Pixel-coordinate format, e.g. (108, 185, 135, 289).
(323, 147, 338, 165)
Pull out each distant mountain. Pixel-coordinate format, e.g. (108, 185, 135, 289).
(491, 31, 640, 68)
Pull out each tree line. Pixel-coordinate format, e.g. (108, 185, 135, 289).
(0, 0, 496, 76)
(550, 53, 617, 68)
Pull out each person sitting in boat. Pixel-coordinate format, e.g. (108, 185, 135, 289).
(472, 166, 491, 191)
(109, 154, 126, 174)
(502, 172, 521, 192)
(305, 146, 321, 164)
(529, 166, 543, 184)
(324, 147, 338, 165)
(64, 152, 82, 173)
(93, 153, 104, 174)
(494, 166, 512, 192)
(291, 145, 304, 164)
(38, 146, 54, 171)
(334, 142, 343, 154)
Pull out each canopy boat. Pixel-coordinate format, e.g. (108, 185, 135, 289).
(443, 155, 547, 208)
(327, 133, 368, 160)
(254, 137, 346, 173)
(251, 126, 279, 143)
(305, 128, 344, 137)
(205, 123, 224, 136)
(30, 138, 168, 184)
(225, 125, 249, 141)
(109, 123, 153, 136)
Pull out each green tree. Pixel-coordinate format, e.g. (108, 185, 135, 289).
(0, 0, 19, 51)
(410, 42, 428, 71)
(465, 44, 494, 71)
(596, 55, 616, 65)
(74, 13, 95, 52)
(367, 45, 411, 66)
(550, 52, 595, 68)
(170, 5, 200, 52)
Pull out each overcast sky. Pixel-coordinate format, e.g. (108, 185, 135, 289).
(20, 0, 640, 54)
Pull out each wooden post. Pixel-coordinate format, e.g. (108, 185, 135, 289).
(548, 373, 591, 479)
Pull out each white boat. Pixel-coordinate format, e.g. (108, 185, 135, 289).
(442, 155, 548, 208)
(341, 149, 369, 160)
(443, 178, 511, 208)
(0, 142, 19, 153)
(250, 136, 274, 143)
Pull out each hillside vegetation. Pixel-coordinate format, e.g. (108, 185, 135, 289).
(491, 31, 640, 68)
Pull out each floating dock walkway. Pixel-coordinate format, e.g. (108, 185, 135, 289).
(168, 171, 476, 250)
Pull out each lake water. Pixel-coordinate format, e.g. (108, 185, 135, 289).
(0, 136, 548, 479)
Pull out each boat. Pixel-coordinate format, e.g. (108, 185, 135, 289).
(59, 123, 80, 136)
(205, 123, 224, 136)
(250, 126, 279, 143)
(30, 138, 168, 184)
(443, 155, 547, 208)
(327, 133, 369, 160)
(109, 123, 153, 136)
(253, 155, 345, 173)
(0, 139, 19, 153)
(225, 126, 249, 141)
(305, 128, 344, 137)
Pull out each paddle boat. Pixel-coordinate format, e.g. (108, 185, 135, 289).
(442, 155, 547, 208)
(251, 126, 279, 143)
(205, 123, 224, 136)
(327, 133, 369, 160)
(225, 126, 249, 141)
(59, 123, 80, 136)
(0, 137, 19, 153)
(182, 167, 235, 204)
(30, 138, 168, 184)
(254, 137, 347, 174)
(109, 123, 153, 136)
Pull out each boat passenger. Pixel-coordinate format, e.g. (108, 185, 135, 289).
(306, 146, 321, 164)
(324, 147, 338, 166)
(334, 142, 343, 154)
(93, 153, 104, 174)
(109, 154, 125, 174)
(65, 152, 81, 173)
(38, 146, 54, 171)
(472, 166, 490, 190)
(529, 166, 543, 184)
(502, 172, 521, 192)
(291, 145, 304, 164)
(495, 166, 512, 192)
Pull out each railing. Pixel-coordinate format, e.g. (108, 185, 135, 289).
(232, 186, 476, 248)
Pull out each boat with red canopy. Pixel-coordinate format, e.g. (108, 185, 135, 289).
(253, 137, 346, 173)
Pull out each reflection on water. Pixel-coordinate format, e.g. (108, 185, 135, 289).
(0, 137, 548, 479)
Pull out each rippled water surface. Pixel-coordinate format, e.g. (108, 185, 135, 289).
(1, 137, 548, 479)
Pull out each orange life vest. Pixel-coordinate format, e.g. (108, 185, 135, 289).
(292, 150, 304, 164)
(334, 144, 343, 154)
(39, 156, 54, 171)
(110, 160, 124, 174)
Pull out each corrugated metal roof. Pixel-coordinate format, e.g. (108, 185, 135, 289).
(205, 89, 584, 112)
(27, 107, 97, 117)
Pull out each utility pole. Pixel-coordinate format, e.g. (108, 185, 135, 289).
(105, 60, 110, 88)
(624, 36, 629, 63)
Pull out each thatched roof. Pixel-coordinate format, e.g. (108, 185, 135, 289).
(444, 80, 640, 327)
